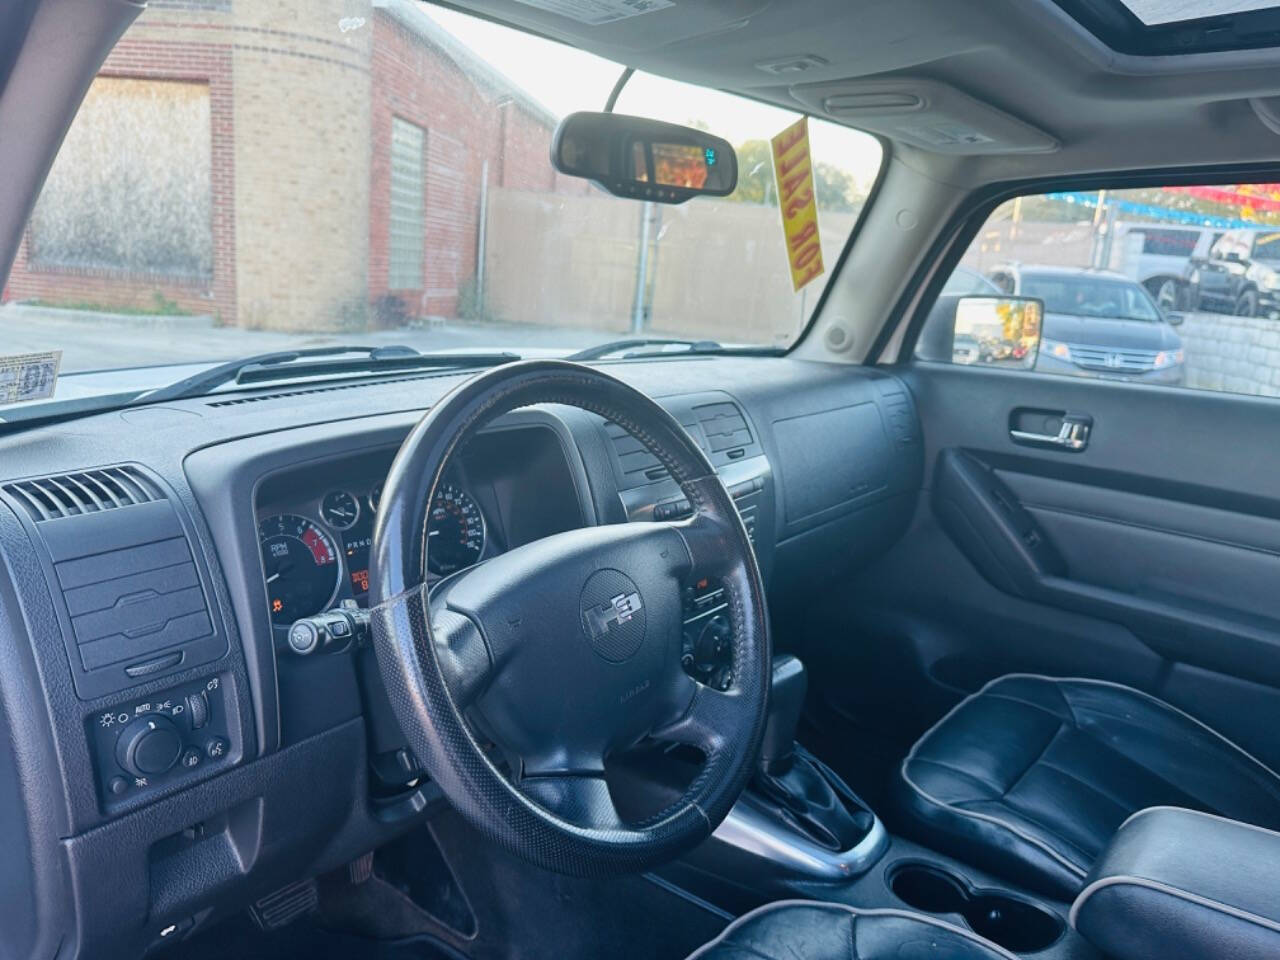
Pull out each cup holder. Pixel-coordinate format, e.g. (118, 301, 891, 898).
(889, 862, 1064, 953)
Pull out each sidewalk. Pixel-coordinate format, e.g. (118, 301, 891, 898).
(0, 303, 606, 373)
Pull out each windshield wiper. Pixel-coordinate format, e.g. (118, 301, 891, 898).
(566, 337, 781, 361)
(134, 344, 520, 405)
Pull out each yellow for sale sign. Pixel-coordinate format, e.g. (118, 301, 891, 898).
(770, 116, 824, 291)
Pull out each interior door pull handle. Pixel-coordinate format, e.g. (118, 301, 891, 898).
(1010, 415, 1091, 451)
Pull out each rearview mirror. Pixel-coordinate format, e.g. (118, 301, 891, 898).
(952, 296, 1043, 370)
(551, 112, 737, 204)
(1164, 310, 1186, 326)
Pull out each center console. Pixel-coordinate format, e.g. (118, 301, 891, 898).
(1071, 806, 1280, 960)
(681, 656, 889, 890)
(654, 653, 1091, 959)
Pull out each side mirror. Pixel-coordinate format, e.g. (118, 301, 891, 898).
(1164, 311, 1186, 326)
(551, 112, 737, 204)
(952, 296, 1043, 370)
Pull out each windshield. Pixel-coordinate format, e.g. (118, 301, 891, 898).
(1253, 231, 1280, 262)
(1021, 275, 1162, 322)
(1, 1, 881, 384)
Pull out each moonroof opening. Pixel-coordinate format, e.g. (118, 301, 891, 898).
(1123, 1, 1279, 26)
(1055, 0, 1280, 54)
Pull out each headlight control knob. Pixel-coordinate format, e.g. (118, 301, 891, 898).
(115, 714, 184, 778)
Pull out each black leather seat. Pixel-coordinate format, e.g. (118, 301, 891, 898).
(896, 674, 1280, 898)
(687, 902, 1015, 959)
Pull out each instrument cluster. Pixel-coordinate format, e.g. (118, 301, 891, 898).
(257, 478, 489, 628)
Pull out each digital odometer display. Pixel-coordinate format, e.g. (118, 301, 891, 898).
(427, 484, 486, 576)
(343, 514, 374, 597)
(258, 514, 341, 625)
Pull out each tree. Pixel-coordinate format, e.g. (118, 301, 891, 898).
(813, 163, 859, 212)
(727, 140, 775, 205)
(722, 139, 861, 212)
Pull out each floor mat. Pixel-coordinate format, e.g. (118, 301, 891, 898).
(177, 914, 467, 960)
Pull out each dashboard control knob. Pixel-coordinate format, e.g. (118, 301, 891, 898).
(287, 619, 321, 655)
(115, 715, 183, 778)
(288, 606, 372, 656)
(187, 690, 209, 729)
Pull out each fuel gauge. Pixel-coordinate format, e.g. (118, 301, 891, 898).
(320, 490, 360, 530)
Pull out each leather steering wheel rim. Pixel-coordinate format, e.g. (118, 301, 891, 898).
(369, 359, 771, 877)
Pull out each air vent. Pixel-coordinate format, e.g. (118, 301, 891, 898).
(603, 417, 710, 485)
(4, 467, 225, 699)
(3, 466, 164, 522)
(693, 401, 753, 455)
(604, 421, 673, 483)
(205, 370, 453, 407)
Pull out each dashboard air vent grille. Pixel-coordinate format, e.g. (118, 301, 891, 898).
(693, 401, 753, 454)
(604, 419, 703, 484)
(3, 466, 164, 522)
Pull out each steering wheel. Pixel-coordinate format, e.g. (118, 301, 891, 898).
(369, 360, 771, 877)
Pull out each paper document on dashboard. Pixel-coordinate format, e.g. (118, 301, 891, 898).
(0, 351, 61, 405)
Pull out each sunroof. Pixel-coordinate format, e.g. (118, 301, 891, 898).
(1122, 0, 1279, 25)
(1055, 0, 1280, 54)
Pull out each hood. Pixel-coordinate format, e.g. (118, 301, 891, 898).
(1042, 313, 1182, 351)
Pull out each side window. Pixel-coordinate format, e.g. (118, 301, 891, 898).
(921, 183, 1280, 399)
(1141, 229, 1198, 258)
(1254, 232, 1280, 261)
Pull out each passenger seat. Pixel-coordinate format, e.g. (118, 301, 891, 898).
(894, 674, 1280, 898)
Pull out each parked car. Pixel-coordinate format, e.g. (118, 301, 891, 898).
(942, 265, 1002, 296)
(1189, 227, 1280, 317)
(987, 264, 1186, 384)
(1108, 222, 1218, 311)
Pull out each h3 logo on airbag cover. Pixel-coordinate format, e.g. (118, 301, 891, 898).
(580, 569, 647, 662)
(584, 592, 642, 640)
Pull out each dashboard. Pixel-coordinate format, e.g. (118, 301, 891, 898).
(0, 356, 924, 960)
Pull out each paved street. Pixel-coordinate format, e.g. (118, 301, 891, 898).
(0, 303, 609, 375)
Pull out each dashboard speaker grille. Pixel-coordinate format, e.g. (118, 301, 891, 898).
(3, 466, 164, 521)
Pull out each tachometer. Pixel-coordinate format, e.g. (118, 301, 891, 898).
(259, 514, 341, 625)
(427, 484, 486, 576)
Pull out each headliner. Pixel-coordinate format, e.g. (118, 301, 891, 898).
(439, 0, 1280, 187)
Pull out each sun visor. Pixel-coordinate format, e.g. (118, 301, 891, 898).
(789, 78, 1059, 155)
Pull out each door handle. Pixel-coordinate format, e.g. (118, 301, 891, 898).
(1010, 413, 1091, 451)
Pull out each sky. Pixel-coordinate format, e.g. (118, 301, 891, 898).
(1121, 0, 1277, 24)
(424, 4, 884, 189)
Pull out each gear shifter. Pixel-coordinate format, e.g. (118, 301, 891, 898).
(751, 655, 874, 851)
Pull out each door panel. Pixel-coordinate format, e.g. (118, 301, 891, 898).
(803, 360, 1280, 781)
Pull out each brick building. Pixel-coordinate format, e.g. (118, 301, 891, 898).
(3, 0, 583, 330)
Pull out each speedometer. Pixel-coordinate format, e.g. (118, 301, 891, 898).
(427, 484, 486, 576)
(259, 514, 341, 625)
